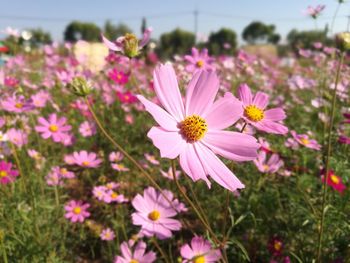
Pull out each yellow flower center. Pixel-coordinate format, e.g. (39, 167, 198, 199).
(0, 170, 7, 178)
(263, 164, 270, 171)
(196, 60, 204, 68)
(73, 207, 81, 214)
(244, 105, 264, 122)
(130, 260, 139, 263)
(274, 241, 282, 251)
(60, 168, 67, 174)
(111, 191, 118, 199)
(194, 256, 206, 263)
(180, 115, 208, 142)
(148, 210, 160, 221)
(49, 124, 58, 132)
(82, 161, 90, 166)
(300, 138, 309, 145)
(330, 175, 340, 184)
(15, 103, 23, 109)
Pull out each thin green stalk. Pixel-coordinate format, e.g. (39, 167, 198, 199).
(1, 236, 8, 263)
(316, 52, 345, 262)
(152, 238, 171, 263)
(171, 161, 225, 255)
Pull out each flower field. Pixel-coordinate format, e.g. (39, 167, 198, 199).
(0, 27, 349, 263)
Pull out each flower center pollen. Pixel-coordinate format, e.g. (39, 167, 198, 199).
(180, 115, 208, 142)
(300, 138, 310, 145)
(196, 60, 204, 68)
(0, 170, 7, 178)
(148, 210, 160, 221)
(330, 175, 340, 184)
(73, 207, 81, 214)
(49, 124, 58, 132)
(194, 255, 206, 263)
(129, 260, 139, 263)
(244, 105, 264, 122)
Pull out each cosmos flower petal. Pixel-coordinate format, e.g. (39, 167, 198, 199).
(139, 27, 152, 48)
(253, 91, 269, 109)
(237, 83, 253, 106)
(101, 34, 123, 51)
(137, 95, 178, 131)
(254, 120, 288, 135)
(204, 92, 243, 130)
(185, 70, 219, 116)
(264, 108, 286, 121)
(153, 64, 185, 121)
(179, 144, 211, 186)
(195, 143, 245, 192)
(147, 127, 186, 159)
(203, 130, 259, 161)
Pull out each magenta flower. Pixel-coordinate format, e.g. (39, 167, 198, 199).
(114, 240, 156, 263)
(117, 91, 138, 104)
(254, 151, 283, 174)
(291, 131, 321, 150)
(237, 84, 288, 135)
(100, 228, 115, 241)
(64, 200, 90, 223)
(184, 47, 214, 73)
(0, 161, 19, 184)
(321, 169, 346, 194)
(102, 27, 152, 58)
(1, 95, 34, 113)
(131, 187, 183, 239)
(35, 114, 72, 143)
(137, 64, 259, 191)
(180, 236, 221, 263)
(108, 69, 129, 85)
(69, 151, 102, 168)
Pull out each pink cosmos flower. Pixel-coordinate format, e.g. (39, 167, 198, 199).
(79, 121, 96, 137)
(144, 153, 159, 165)
(108, 69, 129, 85)
(305, 5, 325, 19)
(114, 240, 156, 263)
(180, 236, 221, 263)
(184, 47, 214, 73)
(131, 187, 183, 239)
(1, 95, 34, 113)
(102, 27, 152, 57)
(31, 90, 50, 108)
(35, 114, 72, 143)
(68, 151, 102, 168)
(137, 64, 259, 191)
(7, 128, 28, 148)
(111, 163, 129, 172)
(321, 169, 346, 194)
(64, 200, 90, 223)
(100, 228, 115, 241)
(237, 84, 288, 135)
(0, 161, 19, 184)
(109, 151, 124, 162)
(117, 91, 138, 104)
(254, 151, 284, 174)
(291, 130, 321, 150)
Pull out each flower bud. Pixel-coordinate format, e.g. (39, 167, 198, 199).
(67, 77, 92, 97)
(123, 33, 140, 58)
(335, 32, 350, 51)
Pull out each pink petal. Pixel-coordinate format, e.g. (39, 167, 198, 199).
(137, 95, 178, 131)
(264, 108, 286, 121)
(153, 64, 185, 121)
(237, 83, 253, 106)
(147, 127, 186, 159)
(253, 92, 269, 109)
(101, 34, 122, 51)
(139, 27, 152, 48)
(185, 70, 219, 116)
(195, 143, 245, 192)
(204, 92, 243, 130)
(203, 130, 259, 161)
(253, 120, 288, 135)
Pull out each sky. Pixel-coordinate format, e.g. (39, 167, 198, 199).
(0, 0, 349, 44)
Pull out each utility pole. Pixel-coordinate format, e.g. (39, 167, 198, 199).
(194, 8, 198, 42)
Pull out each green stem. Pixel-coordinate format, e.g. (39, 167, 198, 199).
(152, 238, 171, 263)
(316, 52, 345, 262)
(1, 236, 8, 263)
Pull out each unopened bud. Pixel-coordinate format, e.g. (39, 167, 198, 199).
(123, 33, 140, 58)
(67, 77, 92, 97)
(335, 32, 350, 51)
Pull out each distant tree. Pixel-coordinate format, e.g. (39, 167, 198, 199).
(268, 33, 281, 45)
(103, 21, 132, 40)
(158, 28, 195, 58)
(207, 28, 237, 55)
(28, 28, 52, 47)
(64, 21, 101, 42)
(287, 29, 331, 52)
(242, 21, 278, 44)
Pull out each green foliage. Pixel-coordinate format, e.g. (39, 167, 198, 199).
(207, 28, 237, 55)
(287, 29, 332, 53)
(242, 21, 280, 44)
(64, 21, 101, 42)
(28, 28, 52, 47)
(157, 28, 195, 58)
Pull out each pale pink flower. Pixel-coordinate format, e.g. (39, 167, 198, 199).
(68, 151, 102, 168)
(184, 47, 214, 73)
(137, 64, 259, 191)
(144, 153, 159, 165)
(114, 240, 156, 263)
(100, 228, 115, 241)
(35, 114, 72, 143)
(160, 167, 180, 180)
(7, 128, 28, 147)
(291, 130, 321, 150)
(180, 236, 221, 263)
(79, 121, 96, 137)
(253, 151, 284, 174)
